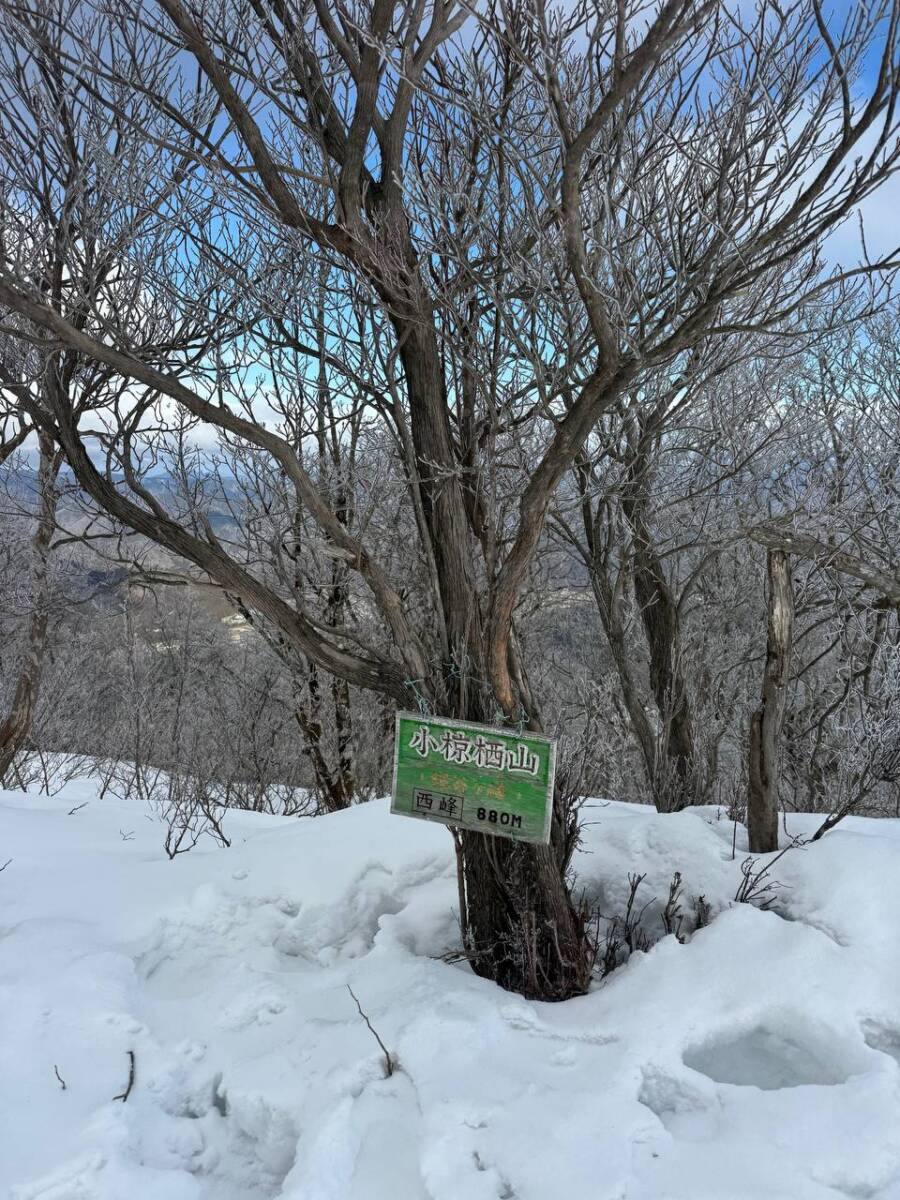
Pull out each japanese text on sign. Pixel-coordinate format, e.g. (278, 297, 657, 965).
(407, 725, 540, 776)
(390, 713, 555, 845)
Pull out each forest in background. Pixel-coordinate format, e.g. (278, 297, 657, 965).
(4, 299, 900, 831)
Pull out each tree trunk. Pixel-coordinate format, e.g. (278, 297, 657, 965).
(294, 664, 352, 814)
(457, 788, 591, 1001)
(748, 549, 794, 853)
(631, 540, 696, 811)
(331, 674, 356, 806)
(588, 561, 658, 796)
(0, 432, 59, 780)
(443, 687, 590, 1001)
(326, 557, 356, 809)
(383, 299, 591, 999)
(620, 447, 699, 812)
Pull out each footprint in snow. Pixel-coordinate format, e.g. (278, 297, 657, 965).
(217, 986, 288, 1031)
(683, 1016, 869, 1090)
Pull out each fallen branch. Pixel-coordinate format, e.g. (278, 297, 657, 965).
(113, 1050, 135, 1101)
(67, 802, 89, 816)
(347, 986, 394, 1078)
(53, 1064, 67, 1090)
(0, 858, 11, 873)
(747, 525, 900, 607)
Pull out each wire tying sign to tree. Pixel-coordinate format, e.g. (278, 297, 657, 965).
(391, 714, 556, 844)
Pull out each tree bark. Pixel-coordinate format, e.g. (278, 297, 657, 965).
(630, 537, 697, 811)
(588, 553, 658, 796)
(748, 549, 794, 853)
(456, 719, 590, 1001)
(0, 431, 59, 780)
(620, 442, 698, 811)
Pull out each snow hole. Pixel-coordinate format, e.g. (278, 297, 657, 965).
(683, 1021, 858, 1090)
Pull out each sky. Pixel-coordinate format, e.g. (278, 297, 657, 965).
(816, 0, 900, 267)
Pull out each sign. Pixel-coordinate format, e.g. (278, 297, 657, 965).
(390, 712, 556, 844)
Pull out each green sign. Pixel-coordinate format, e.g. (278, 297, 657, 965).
(391, 713, 556, 844)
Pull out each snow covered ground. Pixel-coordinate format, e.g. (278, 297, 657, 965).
(2, 782, 900, 1200)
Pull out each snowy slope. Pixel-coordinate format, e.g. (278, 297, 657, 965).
(2, 783, 900, 1200)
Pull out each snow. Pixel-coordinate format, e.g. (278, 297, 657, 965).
(2, 783, 900, 1200)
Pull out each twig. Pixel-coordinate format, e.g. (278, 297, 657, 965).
(0, 858, 11, 873)
(347, 986, 394, 1077)
(693, 894, 712, 930)
(54, 1064, 67, 1090)
(113, 1050, 135, 1101)
(661, 871, 685, 941)
(810, 799, 859, 842)
(67, 802, 89, 816)
(733, 842, 799, 908)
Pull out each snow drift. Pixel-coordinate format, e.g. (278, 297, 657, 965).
(2, 783, 900, 1200)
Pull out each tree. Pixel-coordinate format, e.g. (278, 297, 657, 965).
(1, 0, 899, 998)
(0, 429, 63, 779)
(742, 310, 900, 830)
(553, 351, 795, 811)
